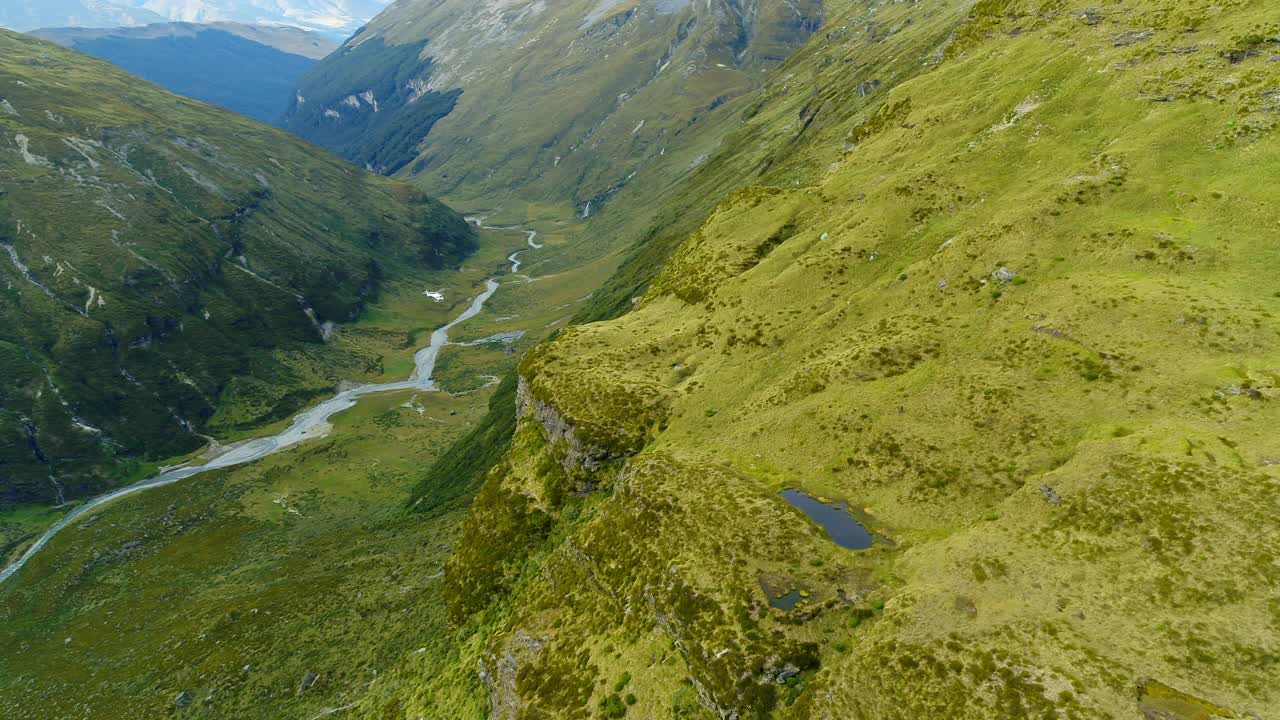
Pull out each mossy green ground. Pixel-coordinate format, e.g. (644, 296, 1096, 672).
(0, 384, 485, 719)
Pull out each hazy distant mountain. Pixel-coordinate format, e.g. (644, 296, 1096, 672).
(34, 22, 337, 122)
(1, 0, 392, 38)
(0, 1, 165, 32)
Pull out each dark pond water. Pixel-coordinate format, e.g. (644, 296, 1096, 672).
(765, 587, 805, 611)
(781, 488, 874, 550)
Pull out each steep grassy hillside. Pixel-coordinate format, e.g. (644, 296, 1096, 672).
(0, 29, 475, 507)
(33, 22, 337, 124)
(347, 0, 1280, 718)
(284, 0, 823, 217)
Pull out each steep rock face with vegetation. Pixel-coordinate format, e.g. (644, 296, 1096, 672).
(0, 29, 475, 507)
(347, 0, 1280, 718)
(284, 0, 824, 215)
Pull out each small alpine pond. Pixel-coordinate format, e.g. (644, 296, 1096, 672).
(781, 488, 874, 550)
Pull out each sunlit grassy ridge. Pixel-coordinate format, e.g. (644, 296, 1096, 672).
(0, 29, 475, 507)
(355, 0, 1280, 717)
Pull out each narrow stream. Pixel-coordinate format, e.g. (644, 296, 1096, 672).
(0, 223, 535, 585)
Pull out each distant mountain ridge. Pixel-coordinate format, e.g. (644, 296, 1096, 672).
(33, 22, 337, 123)
(35, 21, 337, 59)
(0, 0, 392, 38)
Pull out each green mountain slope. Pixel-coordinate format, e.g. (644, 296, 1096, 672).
(0, 29, 475, 507)
(362, 0, 1280, 717)
(283, 0, 823, 216)
(3, 0, 1280, 719)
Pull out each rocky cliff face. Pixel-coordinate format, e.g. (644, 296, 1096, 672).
(285, 0, 823, 215)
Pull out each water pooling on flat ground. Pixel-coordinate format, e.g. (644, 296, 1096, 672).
(780, 488, 874, 550)
(1, 223, 536, 586)
(763, 586, 805, 611)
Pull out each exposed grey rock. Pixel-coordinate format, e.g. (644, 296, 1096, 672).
(774, 662, 801, 684)
(298, 673, 318, 694)
(175, 691, 191, 707)
(1040, 485, 1063, 506)
(1077, 7, 1103, 25)
(993, 267, 1018, 283)
(481, 631, 545, 720)
(517, 376, 618, 473)
(1113, 31, 1152, 47)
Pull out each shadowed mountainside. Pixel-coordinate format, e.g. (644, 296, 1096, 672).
(0, 29, 475, 507)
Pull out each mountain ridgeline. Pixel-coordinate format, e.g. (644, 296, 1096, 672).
(284, 0, 824, 215)
(32, 23, 337, 124)
(0, 29, 475, 507)
(0, 0, 393, 38)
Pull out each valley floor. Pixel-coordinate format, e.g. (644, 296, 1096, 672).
(0, 221, 616, 718)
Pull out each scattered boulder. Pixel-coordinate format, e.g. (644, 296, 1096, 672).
(298, 673, 318, 695)
(762, 659, 801, 685)
(1113, 31, 1152, 47)
(175, 691, 191, 707)
(993, 267, 1018, 283)
(1040, 485, 1063, 506)
(1077, 7, 1103, 25)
